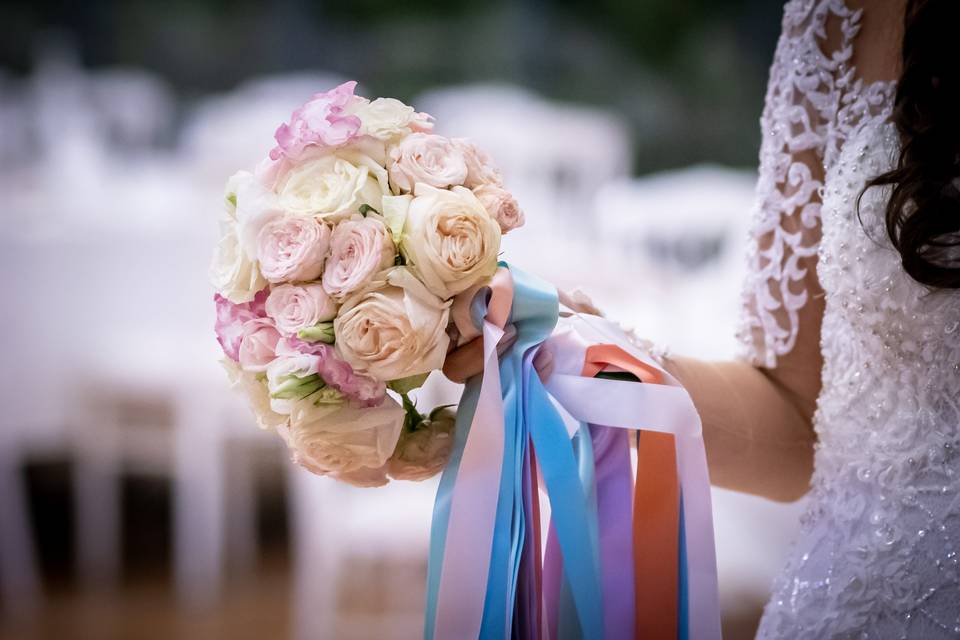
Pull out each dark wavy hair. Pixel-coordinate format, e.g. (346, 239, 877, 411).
(861, 0, 960, 289)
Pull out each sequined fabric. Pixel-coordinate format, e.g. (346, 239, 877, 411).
(738, 1, 960, 636)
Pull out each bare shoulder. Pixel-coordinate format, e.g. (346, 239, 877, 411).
(846, 0, 905, 84)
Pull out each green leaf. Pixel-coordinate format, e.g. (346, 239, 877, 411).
(358, 204, 379, 217)
(428, 404, 456, 421)
(388, 373, 430, 395)
(399, 391, 426, 431)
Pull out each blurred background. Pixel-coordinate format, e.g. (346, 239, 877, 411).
(0, 1, 803, 638)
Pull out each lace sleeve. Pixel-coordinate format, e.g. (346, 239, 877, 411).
(736, 0, 863, 368)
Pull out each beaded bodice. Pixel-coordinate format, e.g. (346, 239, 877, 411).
(745, 1, 960, 637)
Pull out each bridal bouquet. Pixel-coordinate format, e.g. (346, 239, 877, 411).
(210, 81, 524, 487)
(210, 82, 721, 639)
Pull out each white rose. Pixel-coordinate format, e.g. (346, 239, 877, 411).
(388, 407, 456, 481)
(334, 267, 451, 381)
(221, 358, 287, 431)
(266, 283, 339, 335)
(210, 217, 268, 304)
(278, 395, 405, 474)
(387, 133, 468, 193)
(397, 184, 501, 299)
(348, 97, 434, 141)
(224, 170, 285, 261)
(277, 151, 389, 222)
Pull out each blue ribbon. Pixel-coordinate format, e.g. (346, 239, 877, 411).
(424, 263, 602, 640)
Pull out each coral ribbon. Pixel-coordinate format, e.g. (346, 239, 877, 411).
(583, 345, 680, 640)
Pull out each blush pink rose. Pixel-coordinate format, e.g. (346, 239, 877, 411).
(257, 215, 331, 283)
(473, 184, 525, 234)
(270, 81, 363, 161)
(453, 139, 503, 188)
(237, 318, 281, 372)
(322, 215, 395, 299)
(265, 283, 338, 335)
(214, 289, 268, 361)
(388, 133, 468, 192)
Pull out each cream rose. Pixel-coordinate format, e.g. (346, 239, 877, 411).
(348, 97, 433, 141)
(322, 214, 396, 300)
(210, 218, 268, 304)
(266, 283, 338, 335)
(334, 267, 450, 381)
(454, 139, 503, 188)
(397, 184, 501, 299)
(257, 215, 331, 283)
(388, 407, 456, 481)
(473, 184, 525, 234)
(278, 395, 405, 474)
(276, 151, 389, 222)
(387, 133, 468, 193)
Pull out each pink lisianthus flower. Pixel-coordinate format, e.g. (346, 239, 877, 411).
(214, 289, 269, 361)
(270, 81, 363, 161)
(282, 337, 386, 408)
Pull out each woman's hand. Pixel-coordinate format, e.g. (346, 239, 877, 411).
(442, 286, 592, 384)
(442, 324, 517, 383)
(442, 325, 556, 383)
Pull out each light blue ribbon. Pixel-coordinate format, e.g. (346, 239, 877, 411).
(426, 264, 574, 639)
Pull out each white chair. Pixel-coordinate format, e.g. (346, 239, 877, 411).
(69, 334, 277, 609)
(0, 432, 42, 619)
(289, 469, 436, 640)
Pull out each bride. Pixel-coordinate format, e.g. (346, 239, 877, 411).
(445, 0, 960, 636)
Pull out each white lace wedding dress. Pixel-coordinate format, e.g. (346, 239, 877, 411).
(737, 1, 960, 637)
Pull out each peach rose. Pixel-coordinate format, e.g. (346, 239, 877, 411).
(453, 139, 503, 188)
(388, 407, 456, 481)
(397, 184, 501, 299)
(472, 184, 525, 234)
(334, 267, 450, 381)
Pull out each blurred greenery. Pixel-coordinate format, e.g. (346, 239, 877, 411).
(0, 0, 784, 173)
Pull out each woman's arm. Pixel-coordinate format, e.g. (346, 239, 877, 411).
(662, 355, 815, 503)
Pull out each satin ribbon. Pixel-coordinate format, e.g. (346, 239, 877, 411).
(428, 265, 566, 640)
(427, 270, 719, 640)
(544, 313, 721, 640)
(585, 345, 680, 640)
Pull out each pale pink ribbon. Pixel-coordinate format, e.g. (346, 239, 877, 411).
(433, 269, 514, 640)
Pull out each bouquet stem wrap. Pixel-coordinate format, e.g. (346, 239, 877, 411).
(425, 264, 721, 640)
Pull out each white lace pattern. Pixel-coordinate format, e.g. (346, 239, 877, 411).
(746, 3, 960, 636)
(737, 0, 893, 368)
